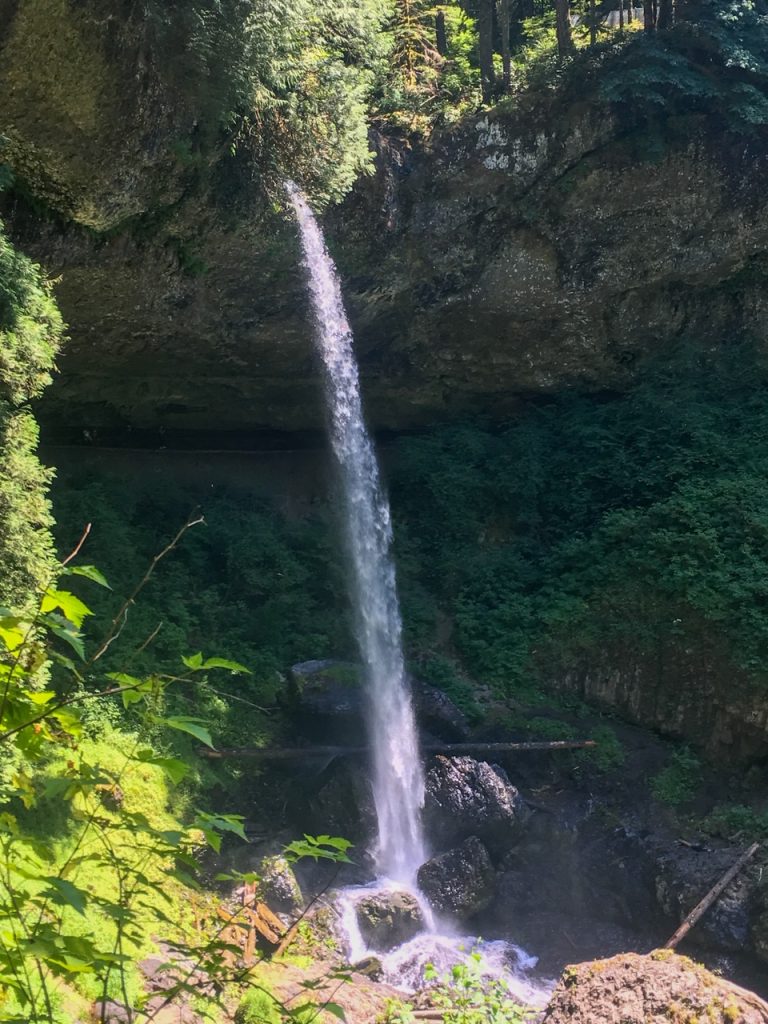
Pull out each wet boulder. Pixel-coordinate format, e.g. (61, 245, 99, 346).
(309, 761, 377, 846)
(424, 755, 526, 854)
(417, 836, 495, 919)
(413, 681, 470, 742)
(356, 890, 425, 952)
(257, 854, 303, 915)
(351, 955, 384, 981)
(287, 660, 362, 743)
(542, 951, 768, 1024)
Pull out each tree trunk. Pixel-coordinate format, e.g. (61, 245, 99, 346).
(555, 0, 573, 56)
(435, 8, 448, 56)
(497, 0, 512, 93)
(643, 0, 655, 30)
(627, 0, 633, 23)
(619, 0, 624, 30)
(657, 0, 673, 28)
(589, 0, 597, 43)
(478, 0, 496, 103)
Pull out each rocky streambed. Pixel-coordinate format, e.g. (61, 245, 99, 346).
(236, 660, 768, 1000)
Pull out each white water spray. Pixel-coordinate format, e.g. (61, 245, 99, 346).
(286, 181, 427, 883)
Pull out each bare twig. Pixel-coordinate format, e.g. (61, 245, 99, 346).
(135, 621, 163, 654)
(206, 687, 276, 714)
(61, 523, 92, 567)
(90, 514, 204, 665)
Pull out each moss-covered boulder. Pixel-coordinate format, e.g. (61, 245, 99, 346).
(542, 951, 768, 1024)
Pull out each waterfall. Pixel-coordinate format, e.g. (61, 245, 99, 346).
(286, 181, 427, 884)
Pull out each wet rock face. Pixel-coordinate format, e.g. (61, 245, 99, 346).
(2, 2, 767, 440)
(356, 890, 425, 952)
(542, 951, 768, 1024)
(287, 660, 468, 744)
(424, 755, 526, 854)
(308, 761, 377, 847)
(417, 836, 495, 919)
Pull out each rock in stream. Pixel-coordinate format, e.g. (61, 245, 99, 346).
(417, 836, 495, 919)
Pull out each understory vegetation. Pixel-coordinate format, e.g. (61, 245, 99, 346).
(54, 337, 768, 719)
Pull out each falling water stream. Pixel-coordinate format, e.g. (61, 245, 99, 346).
(286, 182, 549, 1004)
(285, 180, 426, 884)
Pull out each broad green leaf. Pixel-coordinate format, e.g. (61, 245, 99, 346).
(10, 773, 36, 810)
(26, 691, 55, 706)
(50, 707, 83, 737)
(106, 672, 143, 688)
(193, 812, 247, 842)
(323, 1003, 347, 1021)
(66, 565, 112, 589)
(0, 617, 25, 652)
(41, 877, 88, 916)
(41, 590, 92, 628)
(283, 834, 353, 864)
(134, 747, 189, 784)
(202, 656, 250, 674)
(181, 652, 204, 670)
(162, 716, 214, 748)
(44, 617, 85, 660)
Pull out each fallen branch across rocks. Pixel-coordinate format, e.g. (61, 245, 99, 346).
(199, 740, 597, 760)
(664, 841, 761, 950)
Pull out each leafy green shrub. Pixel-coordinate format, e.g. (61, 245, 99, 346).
(379, 998, 416, 1024)
(580, 724, 625, 774)
(0, 521, 356, 1023)
(52, 472, 351, 743)
(0, 218, 64, 608)
(651, 748, 702, 806)
(390, 339, 768, 700)
(424, 953, 534, 1023)
(702, 805, 768, 842)
(235, 987, 283, 1024)
(417, 655, 483, 722)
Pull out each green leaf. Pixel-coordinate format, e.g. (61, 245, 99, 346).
(0, 616, 25, 652)
(43, 616, 85, 660)
(66, 565, 112, 589)
(323, 1003, 347, 1021)
(41, 877, 88, 916)
(181, 652, 204, 670)
(202, 656, 250, 674)
(192, 811, 247, 851)
(41, 590, 92, 628)
(135, 749, 189, 784)
(50, 707, 83, 737)
(162, 716, 214, 748)
(26, 691, 55, 706)
(283, 834, 353, 864)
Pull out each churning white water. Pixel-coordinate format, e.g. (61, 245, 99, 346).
(336, 881, 549, 1005)
(285, 181, 427, 883)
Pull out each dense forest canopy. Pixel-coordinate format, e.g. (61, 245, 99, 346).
(134, 0, 768, 202)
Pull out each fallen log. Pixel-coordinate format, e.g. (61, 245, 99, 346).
(199, 739, 597, 760)
(664, 841, 760, 950)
